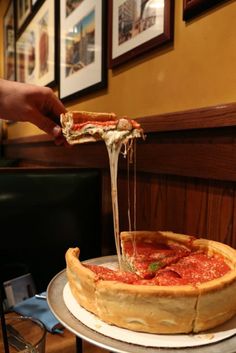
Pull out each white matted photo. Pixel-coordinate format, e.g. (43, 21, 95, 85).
(59, 0, 107, 102)
(16, 0, 31, 31)
(3, 1, 15, 81)
(109, 0, 174, 68)
(16, 0, 55, 87)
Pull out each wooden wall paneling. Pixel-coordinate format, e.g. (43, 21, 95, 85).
(3, 138, 109, 169)
(184, 178, 209, 238)
(118, 172, 236, 248)
(206, 180, 235, 246)
(145, 175, 167, 231)
(135, 127, 236, 182)
(118, 173, 187, 234)
(117, 172, 130, 232)
(138, 102, 236, 133)
(161, 175, 186, 233)
(231, 192, 236, 248)
(117, 172, 169, 232)
(136, 174, 168, 231)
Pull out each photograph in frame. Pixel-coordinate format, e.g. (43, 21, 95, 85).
(59, 0, 107, 102)
(183, 0, 230, 21)
(109, 0, 174, 68)
(16, 0, 31, 31)
(16, 0, 55, 87)
(3, 1, 16, 81)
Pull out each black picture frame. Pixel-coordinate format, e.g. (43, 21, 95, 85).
(109, 0, 174, 68)
(3, 0, 16, 81)
(32, 0, 41, 6)
(183, 0, 231, 21)
(58, 0, 107, 102)
(15, 0, 56, 87)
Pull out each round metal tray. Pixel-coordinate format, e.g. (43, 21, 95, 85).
(47, 255, 236, 353)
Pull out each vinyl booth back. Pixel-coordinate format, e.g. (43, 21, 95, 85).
(0, 169, 101, 293)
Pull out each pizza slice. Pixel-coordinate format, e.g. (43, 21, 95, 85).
(60, 110, 143, 145)
(120, 231, 193, 279)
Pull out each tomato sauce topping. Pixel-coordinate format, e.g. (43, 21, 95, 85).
(85, 264, 140, 284)
(85, 251, 231, 286)
(123, 240, 191, 279)
(73, 120, 117, 130)
(72, 119, 140, 131)
(155, 252, 230, 286)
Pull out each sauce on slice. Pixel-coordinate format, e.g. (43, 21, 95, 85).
(86, 251, 230, 286)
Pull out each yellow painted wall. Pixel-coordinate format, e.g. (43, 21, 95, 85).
(1, 0, 236, 139)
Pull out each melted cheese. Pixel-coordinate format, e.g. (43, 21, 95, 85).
(61, 113, 143, 269)
(103, 130, 142, 268)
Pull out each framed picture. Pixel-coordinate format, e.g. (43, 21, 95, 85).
(32, 0, 40, 6)
(183, 0, 230, 21)
(3, 1, 16, 81)
(16, 0, 31, 31)
(16, 0, 55, 87)
(109, 0, 174, 68)
(59, 0, 107, 102)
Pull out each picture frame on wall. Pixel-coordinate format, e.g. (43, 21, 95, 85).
(183, 0, 230, 21)
(109, 0, 174, 68)
(32, 0, 41, 6)
(16, 0, 55, 87)
(59, 0, 107, 102)
(3, 0, 16, 81)
(16, 0, 31, 31)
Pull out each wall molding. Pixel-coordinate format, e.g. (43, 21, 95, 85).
(3, 102, 236, 181)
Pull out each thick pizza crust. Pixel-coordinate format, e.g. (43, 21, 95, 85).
(65, 231, 236, 334)
(192, 238, 236, 331)
(60, 111, 110, 144)
(60, 110, 143, 146)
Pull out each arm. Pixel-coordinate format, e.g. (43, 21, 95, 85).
(0, 79, 67, 145)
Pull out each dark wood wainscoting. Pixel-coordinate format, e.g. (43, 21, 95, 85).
(2, 102, 236, 251)
(118, 172, 235, 246)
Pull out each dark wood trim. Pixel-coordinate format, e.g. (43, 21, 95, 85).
(134, 128, 236, 182)
(138, 102, 236, 132)
(3, 102, 236, 181)
(3, 102, 236, 142)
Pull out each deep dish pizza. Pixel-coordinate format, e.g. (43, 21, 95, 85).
(66, 231, 236, 334)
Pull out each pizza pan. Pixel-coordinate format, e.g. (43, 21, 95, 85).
(47, 256, 236, 353)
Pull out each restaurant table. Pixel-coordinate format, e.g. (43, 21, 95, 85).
(47, 256, 236, 353)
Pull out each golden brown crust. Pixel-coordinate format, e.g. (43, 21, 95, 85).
(195, 275, 236, 332)
(60, 110, 143, 146)
(65, 248, 98, 315)
(95, 281, 197, 334)
(65, 232, 236, 334)
(61, 111, 117, 124)
(60, 111, 118, 144)
(121, 230, 194, 248)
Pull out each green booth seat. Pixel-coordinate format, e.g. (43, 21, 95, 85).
(0, 168, 102, 294)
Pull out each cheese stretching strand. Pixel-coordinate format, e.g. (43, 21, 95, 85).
(60, 111, 144, 268)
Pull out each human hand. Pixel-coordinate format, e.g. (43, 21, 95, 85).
(0, 79, 67, 145)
